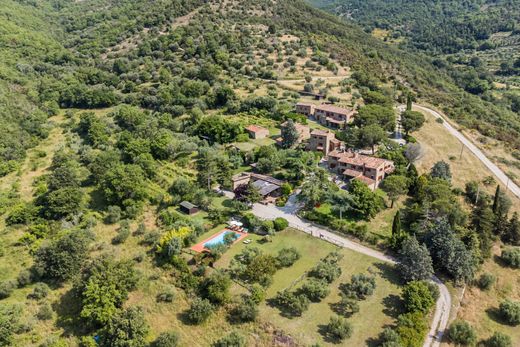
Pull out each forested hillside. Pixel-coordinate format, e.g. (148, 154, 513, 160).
(311, 0, 520, 117)
(0, 0, 520, 346)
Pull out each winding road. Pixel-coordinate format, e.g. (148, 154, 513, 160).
(250, 201, 451, 347)
(413, 104, 520, 200)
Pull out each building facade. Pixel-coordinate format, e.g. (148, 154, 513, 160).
(307, 129, 343, 155)
(327, 149, 394, 190)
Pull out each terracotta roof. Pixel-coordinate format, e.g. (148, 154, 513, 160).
(315, 104, 355, 115)
(326, 117, 344, 124)
(354, 176, 376, 185)
(246, 125, 268, 133)
(311, 129, 333, 136)
(342, 169, 362, 177)
(328, 150, 393, 169)
(282, 121, 310, 135)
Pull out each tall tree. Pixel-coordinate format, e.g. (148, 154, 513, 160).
(397, 236, 434, 282)
(328, 190, 353, 220)
(503, 212, 520, 246)
(430, 161, 452, 182)
(381, 175, 409, 207)
(401, 111, 425, 135)
(357, 124, 386, 154)
(281, 119, 300, 149)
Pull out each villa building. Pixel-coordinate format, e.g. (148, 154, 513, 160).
(327, 149, 395, 190)
(276, 121, 310, 146)
(245, 125, 270, 139)
(231, 172, 285, 203)
(295, 102, 315, 116)
(314, 104, 356, 129)
(307, 129, 343, 155)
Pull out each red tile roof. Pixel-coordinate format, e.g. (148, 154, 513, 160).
(328, 150, 393, 169)
(315, 104, 355, 115)
(246, 125, 268, 133)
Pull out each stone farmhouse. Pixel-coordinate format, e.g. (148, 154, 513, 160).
(295, 103, 356, 129)
(306, 129, 343, 155)
(327, 149, 395, 190)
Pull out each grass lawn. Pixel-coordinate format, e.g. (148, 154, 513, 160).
(216, 228, 404, 346)
(412, 105, 520, 212)
(453, 244, 520, 345)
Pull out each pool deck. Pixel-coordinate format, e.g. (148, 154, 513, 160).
(190, 229, 248, 253)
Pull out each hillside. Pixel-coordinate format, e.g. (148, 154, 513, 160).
(311, 0, 520, 122)
(1, 0, 520, 346)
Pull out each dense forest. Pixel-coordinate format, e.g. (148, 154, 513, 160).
(0, 0, 519, 346)
(311, 0, 520, 116)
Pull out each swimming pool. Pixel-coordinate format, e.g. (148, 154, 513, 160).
(203, 230, 240, 248)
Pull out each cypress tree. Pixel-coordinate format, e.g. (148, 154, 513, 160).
(391, 211, 403, 249)
(492, 185, 501, 214)
(503, 212, 520, 246)
(406, 93, 413, 111)
(392, 211, 401, 238)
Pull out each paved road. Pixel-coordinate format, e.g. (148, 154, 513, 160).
(251, 201, 451, 347)
(414, 104, 520, 200)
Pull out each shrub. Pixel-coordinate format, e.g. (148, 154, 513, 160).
(309, 260, 341, 283)
(501, 248, 520, 268)
(402, 281, 435, 314)
(276, 247, 300, 268)
(396, 312, 428, 347)
(485, 332, 512, 347)
(338, 294, 360, 317)
(230, 297, 258, 323)
(187, 298, 214, 324)
(100, 307, 149, 347)
(36, 303, 53, 320)
(477, 273, 496, 291)
(105, 205, 122, 224)
(499, 300, 520, 325)
(447, 320, 477, 346)
(17, 270, 32, 287)
(299, 279, 330, 302)
(156, 289, 176, 303)
(213, 331, 245, 347)
(342, 274, 376, 300)
(152, 331, 180, 347)
(273, 217, 289, 231)
(273, 290, 310, 316)
(0, 280, 16, 299)
(249, 284, 266, 304)
(324, 316, 352, 342)
(28, 282, 50, 300)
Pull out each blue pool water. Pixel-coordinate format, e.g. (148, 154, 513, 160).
(204, 231, 240, 248)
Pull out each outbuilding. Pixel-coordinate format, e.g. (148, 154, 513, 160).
(180, 201, 199, 215)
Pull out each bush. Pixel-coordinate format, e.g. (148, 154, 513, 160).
(28, 282, 50, 300)
(402, 281, 435, 314)
(485, 332, 512, 347)
(152, 331, 180, 347)
(324, 316, 352, 342)
(230, 297, 258, 323)
(477, 273, 496, 291)
(112, 221, 131, 244)
(499, 300, 520, 325)
(273, 290, 310, 317)
(273, 217, 289, 231)
(156, 289, 176, 303)
(0, 280, 16, 299)
(276, 247, 300, 268)
(309, 260, 341, 284)
(299, 279, 330, 302)
(16, 270, 32, 287)
(338, 294, 360, 317)
(447, 320, 477, 346)
(105, 205, 122, 224)
(213, 331, 245, 347)
(342, 274, 376, 300)
(501, 248, 520, 268)
(36, 303, 53, 320)
(187, 298, 214, 324)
